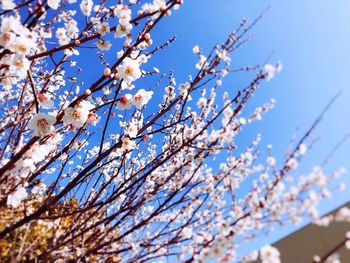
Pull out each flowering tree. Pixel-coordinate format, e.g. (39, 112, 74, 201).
(0, 0, 348, 262)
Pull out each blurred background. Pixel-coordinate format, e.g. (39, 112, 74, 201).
(147, 0, 350, 257)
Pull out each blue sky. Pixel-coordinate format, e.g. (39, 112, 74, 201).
(144, 0, 350, 256)
(42, 0, 350, 258)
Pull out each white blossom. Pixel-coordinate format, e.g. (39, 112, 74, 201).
(117, 58, 142, 83)
(38, 93, 54, 109)
(7, 186, 28, 208)
(132, 89, 153, 109)
(1, 0, 15, 10)
(48, 0, 60, 9)
(63, 100, 94, 128)
(28, 113, 56, 137)
(286, 158, 298, 170)
(97, 22, 110, 36)
(263, 64, 278, 81)
(96, 39, 112, 51)
(267, 157, 276, 166)
(196, 54, 209, 70)
(117, 94, 133, 110)
(80, 0, 93, 16)
(192, 45, 200, 54)
(260, 245, 281, 263)
(122, 137, 136, 150)
(114, 23, 132, 38)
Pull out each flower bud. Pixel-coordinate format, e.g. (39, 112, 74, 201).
(104, 68, 111, 76)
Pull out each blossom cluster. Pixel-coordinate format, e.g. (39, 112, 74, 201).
(0, 15, 37, 87)
(0, 0, 345, 262)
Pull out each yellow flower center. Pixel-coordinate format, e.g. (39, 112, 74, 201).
(134, 94, 142, 102)
(37, 118, 48, 129)
(125, 66, 134, 75)
(72, 109, 81, 120)
(16, 43, 28, 54)
(14, 59, 24, 68)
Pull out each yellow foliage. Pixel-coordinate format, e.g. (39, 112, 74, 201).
(0, 196, 120, 262)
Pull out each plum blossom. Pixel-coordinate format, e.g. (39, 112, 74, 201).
(97, 22, 110, 36)
(65, 19, 79, 39)
(117, 94, 133, 110)
(325, 254, 340, 263)
(13, 36, 33, 55)
(346, 241, 350, 250)
(38, 93, 54, 109)
(87, 112, 99, 126)
(122, 137, 136, 150)
(263, 63, 282, 81)
(132, 89, 153, 109)
(286, 158, 298, 170)
(63, 100, 94, 128)
(0, 31, 15, 48)
(118, 58, 142, 83)
(80, 0, 93, 16)
(263, 64, 277, 81)
(1, 0, 15, 10)
(299, 143, 307, 155)
(0, 1, 345, 262)
(267, 157, 276, 166)
(242, 250, 259, 262)
(114, 23, 132, 38)
(217, 49, 231, 64)
(7, 133, 63, 180)
(114, 5, 131, 24)
(126, 123, 138, 138)
(209, 245, 225, 259)
(260, 245, 281, 263)
(121, 81, 135, 90)
(181, 227, 193, 239)
(195, 54, 209, 70)
(335, 207, 350, 222)
(137, 54, 149, 65)
(7, 186, 28, 208)
(48, 0, 60, 9)
(9, 55, 30, 79)
(113, 5, 133, 38)
(96, 39, 112, 51)
(345, 232, 350, 250)
(13, 158, 36, 178)
(141, 0, 167, 18)
(192, 45, 200, 54)
(28, 113, 56, 137)
(56, 28, 70, 45)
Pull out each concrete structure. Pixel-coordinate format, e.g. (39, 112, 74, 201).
(252, 202, 350, 262)
(273, 202, 350, 262)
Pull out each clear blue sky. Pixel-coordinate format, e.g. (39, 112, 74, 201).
(63, 0, 350, 258)
(147, 0, 350, 257)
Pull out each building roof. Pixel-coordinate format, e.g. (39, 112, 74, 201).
(273, 202, 350, 262)
(251, 201, 350, 262)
